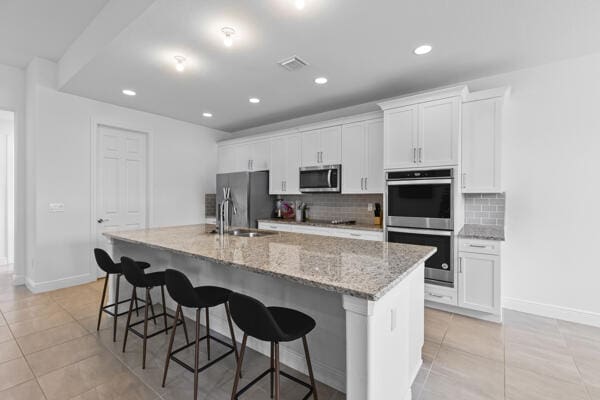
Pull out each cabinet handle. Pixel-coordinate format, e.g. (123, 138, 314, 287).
(251, 160, 254, 170)
(284, 181, 287, 191)
(459, 257, 463, 273)
(469, 244, 487, 248)
(427, 292, 445, 299)
(365, 177, 368, 190)
(350, 233, 361, 237)
(462, 173, 466, 188)
(419, 147, 423, 163)
(413, 148, 417, 163)
(281, 181, 284, 191)
(361, 177, 364, 190)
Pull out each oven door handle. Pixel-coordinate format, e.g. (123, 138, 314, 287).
(387, 179, 452, 186)
(387, 227, 453, 236)
(327, 169, 332, 188)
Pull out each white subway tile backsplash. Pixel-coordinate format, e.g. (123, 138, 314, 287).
(464, 193, 505, 227)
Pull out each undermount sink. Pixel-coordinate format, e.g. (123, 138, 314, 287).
(228, 229, 275, 238)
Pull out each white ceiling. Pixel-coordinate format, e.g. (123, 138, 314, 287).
(47, 0, 600, 133)
(0, 0, 108, 68)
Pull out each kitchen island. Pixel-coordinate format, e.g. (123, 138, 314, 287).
(105, 224, 436, 400)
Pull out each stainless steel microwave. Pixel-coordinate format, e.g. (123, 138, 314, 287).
(299, 165, 341, 193)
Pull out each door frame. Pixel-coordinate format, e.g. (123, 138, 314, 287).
(89, 118, 154, 278)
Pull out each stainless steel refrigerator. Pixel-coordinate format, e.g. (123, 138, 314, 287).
(216, 171, 273, 228)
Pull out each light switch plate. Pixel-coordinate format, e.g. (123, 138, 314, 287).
(48, 203, 65, 213)
(367, 203, 374, 212)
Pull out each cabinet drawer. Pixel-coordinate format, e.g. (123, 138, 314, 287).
(425, 284, 457, 305)
(330, 228, 383, 241)
(257, 222, 295, 233)
(459, 238, 500, 255)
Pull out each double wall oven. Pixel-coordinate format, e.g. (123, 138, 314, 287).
(385, 169, 455, 287)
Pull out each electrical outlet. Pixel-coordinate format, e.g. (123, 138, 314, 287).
(367, 203, 374, 212)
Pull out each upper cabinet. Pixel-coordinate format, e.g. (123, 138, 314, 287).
(461, 88, 507, 193)
(217, 139, 270, 174)
(379, 86, 466, 170)
(341, 118, 384, 193)
(300, 126, 342, 166)
(269, 134, 301, 195)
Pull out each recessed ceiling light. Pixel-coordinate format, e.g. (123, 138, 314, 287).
(202, 112, 213, 118)
(295, 0, 306, 10)
(414, 44, 433, 55)
(174, 55, 186, 72)
(221, 27, 236, 47)
(122, 89, 136, 96)
(249, 97, 260, 104)
(314, 77, 328, 85)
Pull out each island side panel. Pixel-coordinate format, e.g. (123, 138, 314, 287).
(110, 239, 348, 393)
(343, 263, 424, 400)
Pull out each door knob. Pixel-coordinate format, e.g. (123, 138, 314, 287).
(97, 218, 109, 223)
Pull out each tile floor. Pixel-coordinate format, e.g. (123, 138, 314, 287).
(1, 264, 600, 399)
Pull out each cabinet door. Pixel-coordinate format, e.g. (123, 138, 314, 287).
(320, 125, 342, 165)
(301, 129, 321, 166)
(284, 134, 301, 194)
(341, 122, 365, 193)
(234, 143, 252, 172)
(458, 252, 500, 314)
(462, 98, 502, 192)
(419, 98, 460, 167)
(269, 137, 286, 195)
(364, 118, 384, 193)
(384, 106, 418, 169)
(218, 145, 236, 173)
(250, 140, 270, 171)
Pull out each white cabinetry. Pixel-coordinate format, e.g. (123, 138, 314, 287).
(379, 86, 466, 170)
(269, 134, 300, 195)
(300, 126, 342, 166)
(257, 222, 383, 241)
(341, 118, 384, 193)
(458, 238, 501, 315)
(217, 140, 270, 173)
(461, 88, 507, 193)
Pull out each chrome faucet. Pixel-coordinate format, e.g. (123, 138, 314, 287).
(218, 187, 237, 235)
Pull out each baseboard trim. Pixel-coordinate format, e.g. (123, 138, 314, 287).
(25, 273, 96, 293)
(180, 307, 346, 393)
(503, 297, 600, 328)
(425, 301, 502, 323)
(12, 274, 25, 285)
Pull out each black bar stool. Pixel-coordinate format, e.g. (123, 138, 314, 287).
(121, 257, 188, 369)
(93, 248, 153, 342)
(162, 269, 240, 400)
(229, 292, 319, 400)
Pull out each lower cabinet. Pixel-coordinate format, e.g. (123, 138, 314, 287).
(457, 238, 501, 315)
(257, 222, 383, 241)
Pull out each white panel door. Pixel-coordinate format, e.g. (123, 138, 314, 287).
(365, 118, 384, 193)
(458, 252, 500, 314)
(320, 125, 342, 165)
(96, 125, 148, 272)
(419, 98, 459, 166)
(269, 136, 287, 195)
(250, 140, 270, 171)
(301, 129, 321, 166)
(341, 122, 365, 193)
(462, 97, 502, 192)
(384, 105, 418, 169)
(284, 134, 301, 194)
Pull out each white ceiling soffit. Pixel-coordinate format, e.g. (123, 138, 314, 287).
(0, 0, 109, 68)
(59, 0, 600, 134)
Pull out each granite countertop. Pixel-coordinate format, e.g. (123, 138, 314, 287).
(257, 218, 384, 232)
(105, 224, 435, 301)
(458, 224, 505, 241)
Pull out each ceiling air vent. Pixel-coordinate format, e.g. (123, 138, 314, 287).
(278, 56, 309, 71)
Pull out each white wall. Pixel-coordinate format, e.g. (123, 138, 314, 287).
(0, 64, 24, 283)
(460, 53, 600, 325)
(0, 117, 14, 265)
(25, 60, 227, 291)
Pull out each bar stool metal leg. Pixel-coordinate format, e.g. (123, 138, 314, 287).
(225, 303, 241, 377)
(122, 287, 135, 352)
(274, 342, 280, 400)
(134, 289, 140, 317)
(303, 336, 319, 400)
(231, 333, 248, 400)
(160, 285, 168, 334)
(194, 308, 201, 400)
(142, 287, 150, 369)
(162, 304, 181, 387)
(112, 274, 120, 342)
(96, 273, 109, 331)
(270, 342, 275, 398)
(148, 290, 157, 325)
(205, 308, 211, 360)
